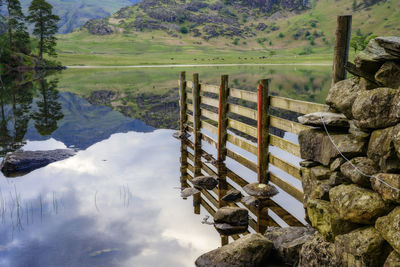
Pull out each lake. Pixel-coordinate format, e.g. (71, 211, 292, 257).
(0, 65, 332, 266)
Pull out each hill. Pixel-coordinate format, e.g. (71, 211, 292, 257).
(20, 0, 141, 34)
(56, 0, 400, 66)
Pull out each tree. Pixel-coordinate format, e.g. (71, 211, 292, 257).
(27, 0, 60, 59)
(4, 0, 30, 54)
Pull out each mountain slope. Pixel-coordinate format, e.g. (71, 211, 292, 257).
(20, 0, 141, 33)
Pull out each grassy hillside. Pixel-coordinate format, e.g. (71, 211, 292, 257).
(20, 0, 140, 33)
(55, 0, 400, 66)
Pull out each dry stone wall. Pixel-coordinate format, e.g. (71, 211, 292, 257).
(298, 36, 400, 267)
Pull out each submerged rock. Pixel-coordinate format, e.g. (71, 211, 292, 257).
(376, 207, 400, 254)
(192, 175, 218, 190)
(340, 157, 379, 187)
(298, 233, 339, 267)
(371, 174, 400, 203)
(214, 207, 248, 226)
(264, 226, 315, 265)
(214, 223, 248, 236)
(221, 188, 242, 202)
(335, 226, 391, 267)
(195, 233, 273, 267)
(1, 149, 76, 177)
(241, 195, 260, 207)
(298, 112, 349, 128)
(243, 183, 278, 198)
(181, 187, 200, 198)
(330, 184, 392, 224)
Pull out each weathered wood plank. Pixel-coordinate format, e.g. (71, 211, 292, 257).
(332, 15, 352, 86)
(269, 134, 301, 158)
(228, 118, 257, 138)
(201, 84, 219, 94)
(188, 114, 194, 123)
(227, 149, 257, 172)
(187, 93, 193, 101)
(201, 132, 218, 149)
(227, 134, 257, 155)
(200, 197, 216, 216)
(193, 73, 202, 177)
(179, 72, 187, 132)
(228, 104, 257, 120)
(201, 108, 219, 122)
(187, 103, 193, 112)
(270, 172, 304, 202)
(187, 80, 193, 89)
(270, 96, 327, 115)
(269, 154, 302, 181)
(201, 120, 219, 136)
(201, 96, 219, 108)
(270, 115, 311, 135)
(229, 88, 257, 102)
(258, 79, 270, 184)
(218, 75, 229, 163)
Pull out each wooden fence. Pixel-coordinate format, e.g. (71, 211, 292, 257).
(178, 72, 328, 242)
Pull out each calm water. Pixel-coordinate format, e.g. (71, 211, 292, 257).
(0, 66, 332, 266)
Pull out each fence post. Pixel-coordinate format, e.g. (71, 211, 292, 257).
(217, 75, 229, 207)
(257, 79, 270, 184)
(179, 72, 187, 132)
(193, 73, 202, 177)
(193, 192, 201, 214)
(332, 15, 352, 86)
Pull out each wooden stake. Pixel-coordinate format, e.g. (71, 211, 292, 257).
(193, 192, 201, 214)
(332, 15, 352, 86)
(179, 71, 187, 132)
(257, 79, 270, 184)
(193, 73, 202, 177)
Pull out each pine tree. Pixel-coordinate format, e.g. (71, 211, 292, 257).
(27, 0, 60, 59)
(4, 0, 30, 54)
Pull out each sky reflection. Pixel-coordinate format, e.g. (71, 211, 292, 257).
(0, 130, 220, 267)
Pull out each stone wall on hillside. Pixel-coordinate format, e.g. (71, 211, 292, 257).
(298, 36, 400, 267)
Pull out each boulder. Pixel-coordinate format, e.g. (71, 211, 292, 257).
(375, 61, 400, 89)
(349, 120, 371, 139)
(214, 207, 248, 226)
(384, 251, 400, 267)
(340, 157, 379, 187)
(330, 157, 345, 172)
(310, 165, 332, 180)
(298, 112, 349, 128)
(243, 183, 278, 198)
(181, 187, 200, 198)
(214, 223, 248, 236)
(192, 176, 218, 190)
(375, 207, 400, 254)
(335, 226, 391, 267)
(195, 233, 273, 267)
(1, 149, 76, 177)
(371, 174, 400, 203)
(221, 188, 242, 202)
(326, 77, 366, 119)
(299, 129, 367, 166)
(352, 88, 400, 129)
(368, 126, 400, 172)
(299, 160, 320, 168)
(242, 196, 260, 207)
(375, 36, 400, 57)
(354, 39, 398, 75)
(264, 226, 316, 265)
(307, 199, 359, 241)
(298, 233, 340, 267)
(330, 184, 392, 224)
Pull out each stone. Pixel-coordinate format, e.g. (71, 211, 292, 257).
(298, 112, 349, 128)
(192, 176, 218, 190)
(181, 187, 200, 198)
(349, 120, 371, 139)
(300, 160, 320, 168)
(307, 199, 359, 242)
(392, 124, 400, 160)
(352, 88, 400, 129)
(241, 196, 259, 207)
(354, 39, 398, 75)
(195, 233, 273, 267)
(214, 223, 248, 236)
(311, 165, 332, 180)
(335, 226, 391, 267)
(326, 77, 366, 119)
(1, 149, 76, 177)
(375, 36, 400, 57)
(173, 131, 190, 139)
(371, 174, 400, 203)
(384, 251, 400, 267)
(375, 61, 400, 89)
(376, 207, 400, 254)
(330, 184, 392, 224)
(298, 233, 340, 267)
(329, 171, 351, 186)
(243, 183, 278, 198)
(368, 126, 400, 172)
(264, 226, 316, 266)
(221, 188, 242, 202)
(214, 207, 248, 226)
(330, 157, 345, 172)
(299, 129, 367, 166)
(340, 157, 379, 187)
